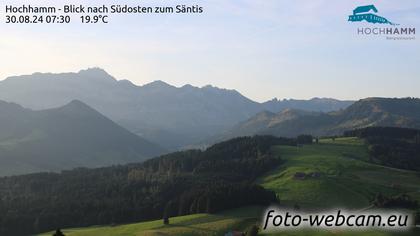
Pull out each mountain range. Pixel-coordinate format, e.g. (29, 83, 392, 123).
(1, 69, 420, 176)
(0, 68, 353, 149)
(0, 100, 164, 176)
(220, 97, 420, 139)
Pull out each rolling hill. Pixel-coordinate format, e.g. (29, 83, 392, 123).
(38, 206, 420, 236)
(36, 136, 420, 236)
(263, 97, 353, 113)
(38, 206, 262, 236)
(0, 68, 353, 149)
(0, 136, 288, 235)
(222, 97, 420, 139)
(0, 100, 164, 176)
(217, 109, 320, 140)
(260, 137, 420, 209)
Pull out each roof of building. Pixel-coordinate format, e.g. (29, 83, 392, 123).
(353, 5, 378, 15)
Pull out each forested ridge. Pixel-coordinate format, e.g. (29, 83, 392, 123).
(345, 127, 420, 170)
(0, 136, 295, 235)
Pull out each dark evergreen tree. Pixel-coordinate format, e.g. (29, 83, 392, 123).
(346, 127, 420, 170)
(163, 216, 169, 225)
(297, 135, 313, 144)
(53, 229, 65, 236)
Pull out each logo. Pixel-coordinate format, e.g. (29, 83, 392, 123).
(348, 5, 398, 25)
(347, 4, 415, 40)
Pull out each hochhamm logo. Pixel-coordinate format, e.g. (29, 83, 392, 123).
(348, 5, 398, 25)
(348, 4, 415, 40)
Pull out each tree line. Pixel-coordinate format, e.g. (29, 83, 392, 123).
(345, 127, 420, 171)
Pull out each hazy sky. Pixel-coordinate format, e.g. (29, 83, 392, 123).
(1, 0, 419, 102)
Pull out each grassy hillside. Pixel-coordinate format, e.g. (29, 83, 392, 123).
(260, 137, 420, 209)
(259, 137, 420, 235)
(38, 137, 420, 236)
(39, 206, 262, 236)
(39, 207, 419, 236)
(262, 229, 420, 236)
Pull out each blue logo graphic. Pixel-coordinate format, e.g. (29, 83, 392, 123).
(348, 5, 398, 25)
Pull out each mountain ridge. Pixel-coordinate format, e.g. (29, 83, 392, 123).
(0, 68, 354, 149)
(221, 97, 420, 140)
(0, 99, 165, 176)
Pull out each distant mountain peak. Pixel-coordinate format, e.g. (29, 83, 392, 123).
(76, 68, 116, 81)
(142, 80, 175, 89)
(202, 84, 231, 91)
(66, 99, 89, 107)
(0, 99, 165, 176)
(0, 100, 26, 111)
(55, 100, 98, 115)
(117, 79, 136, 87)
(201, 85, 244, 97)
(78, 67, 109, 75)
(181, 84, 197, 89)
(202, 85, 214, 89)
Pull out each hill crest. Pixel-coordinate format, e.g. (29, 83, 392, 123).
(0, 99, 165, 176)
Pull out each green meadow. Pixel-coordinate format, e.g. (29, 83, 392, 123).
(260, 137, 420, 209)
(39, 206, 262, 236)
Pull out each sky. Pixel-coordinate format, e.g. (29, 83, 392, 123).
(0, 0, 419, 102)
